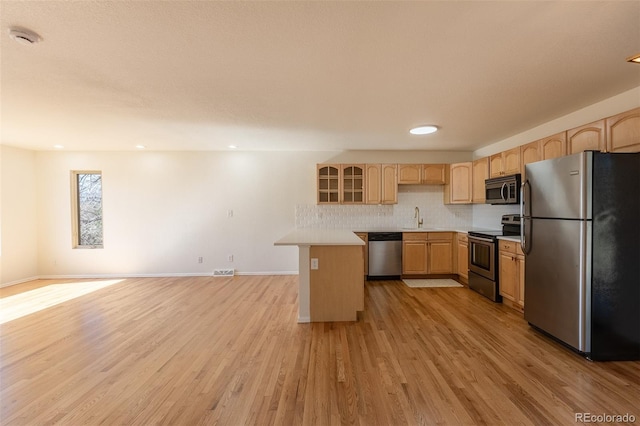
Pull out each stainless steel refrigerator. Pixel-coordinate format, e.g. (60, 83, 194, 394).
(521, 151, 640, 361)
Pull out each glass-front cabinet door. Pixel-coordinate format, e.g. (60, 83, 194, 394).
(341, 164, 365, 204)
(317, 165, 340, 204)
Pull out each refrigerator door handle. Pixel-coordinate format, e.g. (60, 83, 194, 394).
(521, 180, 531, 254)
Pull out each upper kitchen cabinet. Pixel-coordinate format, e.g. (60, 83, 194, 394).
(444, 162, 472, 204)
(489, 147, 520, 177)
(540, 132, 567, 160)
(606, 108, 640, 153)
(472, 157, 489, 204)
(317, 165, 340, 204)
(365, 164, 397, 204)
(520, 140, 540, 180)
(422, 164, 446, 184)
(567, 120, 605, 154)
(381, 164, 398, 204)
(341, 164, 365, 204)
(398, 164, 446, 185)
(398, 164, 422, 184)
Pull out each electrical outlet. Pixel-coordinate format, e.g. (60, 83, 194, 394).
(227, 209, 233, 218)
(198, 257, 203, 264)
(228, 255, 234, 262)
(311, 258, 319, 270)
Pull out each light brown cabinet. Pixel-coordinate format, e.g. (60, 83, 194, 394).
(490, 147, 521, 177)
(365, 164, 381, 204)
(540, 132, 567, 160)
(381, 164, 398, 204)
(402, 232, 454, 275)
(456, 233, 468, 283)
(317, 164, 365, 204)
(398, 164, 422, 184)
(606, 107, 640, 153)
(355, 232, 368, 277)
(397, 164, 446, 185)
(365, 164, 397, 204)
(444, 162, 472, 204)
(317, 165, 341, 204)
(498, 239, 525, 309)
(422, 164, 446, 184)
(402, 234, 428, 275)
(567, 120, 606, 154)
(472, 157, 489, 204)
(520, 140, 540, 180)
(341, 164, 365, 204)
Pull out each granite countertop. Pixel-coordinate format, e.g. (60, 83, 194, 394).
(274, 229, 365, 246)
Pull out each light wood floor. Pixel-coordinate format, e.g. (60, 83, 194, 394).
(1, 276, 639, 425)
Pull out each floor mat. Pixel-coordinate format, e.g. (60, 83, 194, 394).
(402, 279, 463, 288)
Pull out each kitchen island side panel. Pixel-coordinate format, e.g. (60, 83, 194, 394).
(309, 245, 364, 322)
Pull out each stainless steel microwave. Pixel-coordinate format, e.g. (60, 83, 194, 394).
(485, 174, 521, 204)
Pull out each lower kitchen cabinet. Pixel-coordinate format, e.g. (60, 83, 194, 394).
(402, 233, 428, 274)
(456, 233, 468, 283)
(402, 232, 454, 275)
(498, 239, 525, 310)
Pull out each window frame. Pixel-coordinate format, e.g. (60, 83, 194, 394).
(71, 170, 104, 249)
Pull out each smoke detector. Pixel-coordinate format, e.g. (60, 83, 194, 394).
(8, 27, 41, 45)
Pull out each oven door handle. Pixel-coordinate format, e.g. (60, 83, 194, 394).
(469, 236, 495, 243)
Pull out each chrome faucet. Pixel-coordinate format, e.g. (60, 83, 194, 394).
(414, 207, 423, 229)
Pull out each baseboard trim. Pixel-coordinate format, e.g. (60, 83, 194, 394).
(0, 276, 40, 289)
(1, 271, 300, 288)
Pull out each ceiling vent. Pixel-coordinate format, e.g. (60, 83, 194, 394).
(8, 28, 41, 45)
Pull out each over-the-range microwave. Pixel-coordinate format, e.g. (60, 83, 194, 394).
(485, 174, 521, 205)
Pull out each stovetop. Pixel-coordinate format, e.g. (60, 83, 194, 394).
(469, 214, 521, 239)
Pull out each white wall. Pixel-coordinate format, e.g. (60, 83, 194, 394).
(1, 146, 39, 285)
(1, 149, 465, 281)
(473, 86, 640, 159)
(32, 150, 321, 278)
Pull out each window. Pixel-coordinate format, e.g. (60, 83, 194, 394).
(71, 171, 103, 248)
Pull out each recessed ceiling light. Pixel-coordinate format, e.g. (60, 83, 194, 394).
(410, 125, 438, 135)
(53, 144, 64, 149)
(8, 27, 41, 45)
(135, 145, 146, 149)
(627, 53, 640, 64)
(228, 145, 238, 149)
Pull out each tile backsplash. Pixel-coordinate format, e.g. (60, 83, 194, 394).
(472, 203, 520, 229)
(296, 186, 473, 230)
(296, 185, 521, 230)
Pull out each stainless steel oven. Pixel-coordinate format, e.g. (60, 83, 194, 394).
(468, 235, 496, 281)
(466, 215, 521, 302)
(468, 233, 501, 302)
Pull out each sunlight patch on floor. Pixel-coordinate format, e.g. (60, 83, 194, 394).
(0, 279, 125, 324)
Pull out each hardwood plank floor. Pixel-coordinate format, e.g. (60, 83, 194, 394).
(1, 276, 638, 425)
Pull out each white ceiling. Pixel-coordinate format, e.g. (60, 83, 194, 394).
(1, 1, 639, 152)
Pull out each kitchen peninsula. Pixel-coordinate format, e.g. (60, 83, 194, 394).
(275, 229, 365, 323)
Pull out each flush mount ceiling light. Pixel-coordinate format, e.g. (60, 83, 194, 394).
(409, 125, 438, 135)
(228, 145, 238, 149)
(135, 144, 146, 149)
(626, 53, 640, 64)
(53, 144, 64, 149)
(8, 27, 41, 45)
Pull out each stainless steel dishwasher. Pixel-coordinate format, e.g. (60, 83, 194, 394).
(367, 232, 402, 279)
